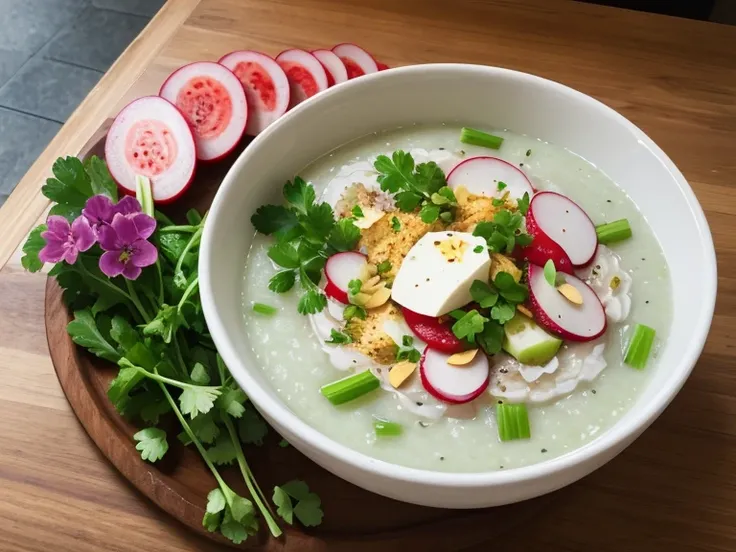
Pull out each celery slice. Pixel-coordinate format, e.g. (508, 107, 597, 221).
(624, 323, 656, 369)
(320, 370, 380, 405)
(460, 127, 504, 150)
(496, 403, 531, 441)
(595, 219, 632, 244)
(373, 419, 403, 437)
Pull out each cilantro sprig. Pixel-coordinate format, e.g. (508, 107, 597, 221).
(374, 151, 457, 224)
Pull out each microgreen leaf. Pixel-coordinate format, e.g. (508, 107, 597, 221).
(419, 203, 440, 223)
(470, 280, 499, 308)
(497, 181, 507, 191)
(517, 192, 530, 215)
(347, 278, 363, 296)
(494, 272, 528, 303)
(325, 329, 353, 345)
(133, 427, 168, 462)
(490, 300, 516, 324)
(477, 318, 505, 355)
(543, 259, 556, 287)
(394, 191, 423, 212)
(451, 309, 489, 343)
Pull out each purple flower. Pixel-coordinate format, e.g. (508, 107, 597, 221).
(82, 195, 141, 236)
(39, 215, 95, 265)
(98, 213, 158, 280)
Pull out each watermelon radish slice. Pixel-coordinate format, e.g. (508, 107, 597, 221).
(517, 220, 574, 274)
(332, 43, 379, 79)
(526, 192, 598, 266)
(275, 49, 329, 108)
(527, 264, 606, 342)
(219, 50, 290, 136)
(159, 61, 247, 162)
(447, 156, 535, 200)
(324, 251, 368, 304)
(105, 96, 196, 204)
(420, 348, 490, 404)
(401, 307, 465, 354)
(311, 49, 348, 86)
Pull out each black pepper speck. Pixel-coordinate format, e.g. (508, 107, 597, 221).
(541, 448, 547, 453)
(416, 401, 424, 406)
(646, 300, 650, 304)
(440, 456, 445, 461)
(592, 389, 597, 394)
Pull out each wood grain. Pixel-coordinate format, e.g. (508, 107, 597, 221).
(1, 0, 736, 551)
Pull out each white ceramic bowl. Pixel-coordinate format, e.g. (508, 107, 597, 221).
(200, 64, 716, 508)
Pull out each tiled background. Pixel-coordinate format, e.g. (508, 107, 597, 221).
(0, 0, 733, 210)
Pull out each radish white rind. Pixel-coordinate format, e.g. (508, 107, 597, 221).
(420, 348, 490, 404)
(275, 49, 329, 108)
(105, 96, 196, 204)
(311, 49, 348, 86)
(528, 264, 607, 342)
(218, 50, 290, 136)
(160, 61, 247, 162)
(446, 156, 535, 199)
(527, 191, 598, 266)
(324, 251, 367, 304)
(331, 43, 379, 79)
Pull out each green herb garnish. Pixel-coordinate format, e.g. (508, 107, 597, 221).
(252, 302, 278, 316)
(459, 127, 504, 150)
(325, 329, 353, 345)
(496, 403, 531, 441)
(543, 259, 556, 287)
(343, 305, 367, 320)
(376, 260, 392, 274)
(351, 205, 364, 218)
(517, 192, 530, 215)
(451, 309, 489, 344)
(391, 216, 401, 232)
(497, 181, 507, 191)
(273, 480, 324, 527)
(473, 245, 484, 253)
(473, 208, 532, 254)
(624, 324, 656, 369)
(397, 335, 421, 362)
(347, 278, 363, 297)
(596, 218, 632, 244)
(470, 279, 499, 308)
(320, 370, 381, 405)
(374, 419, 403, 437)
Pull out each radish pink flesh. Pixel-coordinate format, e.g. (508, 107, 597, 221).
(159, 61, 247, 162)
(446, 156, 534, 200)
(420, 348, 489, 404)
(105, 96, 196, 203)
(527, 264, 606, 342)
(528, 191, 597, 266)
(219, 50, 290, 136)
(324, 252, 367, 304)
(519, 215, 574, 274)
(376, 61, 389, 71)
(275, 49, 328, 108)
(311, 49, 348, 86)
(331, 43, 378, 79)
(401, 307, 465, 354)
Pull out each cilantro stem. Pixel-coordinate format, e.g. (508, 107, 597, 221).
(222, 415, 282, 537)
(172, 334, 190, 381)
(134, 363, 219, 393)
(177, 276, 200, 313)
(174, 227, 203, 281)
(158, 224, 198, 233)
(125, 280, 152, 322)
(155, 260, 164, 305)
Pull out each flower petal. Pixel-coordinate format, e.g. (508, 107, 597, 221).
(82, 195, 114, 224)
(130, 239, 158, 267)
(111, 213, 139, 245)
(63, 246, 79, 265)
(45, 215, 71, 239)
(71, 216, 96, 252)
(131, 213, 156, 240)
(98, 225, 120, 251)
(122, 262, 142, 280)
(39, 242, 67, 263)
(115, 196, 142, 216)
(99, 250, 125, 278)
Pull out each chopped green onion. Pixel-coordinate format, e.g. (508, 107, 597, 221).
(624, 324, 656, 369)
(252, 302, 278, 315)
(496, 403, 531, 441)
(596, 219, 632, 244)
(460, 127, 504, 150)
(320, 370, 380, 405)
(373, 419, 403, 437)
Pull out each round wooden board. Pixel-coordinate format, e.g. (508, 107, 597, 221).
(45, 126, 554, 550)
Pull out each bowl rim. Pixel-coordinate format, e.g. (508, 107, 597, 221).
(200, 63, 717, 488)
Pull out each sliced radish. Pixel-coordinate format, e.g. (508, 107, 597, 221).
(219, 50, 290, 136)
(447, 156, 535, 200)
(376, 61, 390, 71)
(311, 49, 348, 86)
(401, 307, 465, 354)
(527, 264, 606, 342)
(324, 251, 367, 304)
(527, 191, 598, 266)
(517, 222, 574, 274)
(275, 49, 329, 108)
(105, 96, 196, 204)
(332, 43, 379, 79)
(160, 62, 247, 162)
(420, 348, 489, 404)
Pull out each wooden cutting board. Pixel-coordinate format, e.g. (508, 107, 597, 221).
(44, 124, 553, 550)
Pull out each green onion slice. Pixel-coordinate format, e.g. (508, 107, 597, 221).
(460, 127, 504, 150)
(595, 219, 632, 245)
(252, 302, 278, 315)
(496, 402, 531, 441)
(320, 370, 380, 405)
(373, 419, 403, 437)
(624, 323, 656, 369)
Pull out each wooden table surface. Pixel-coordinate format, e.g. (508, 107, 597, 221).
(1, 0, 735, 550)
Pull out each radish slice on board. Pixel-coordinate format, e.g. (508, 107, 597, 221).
(526, 191, 598, 266)
(275, 49, 329, 108)
(401, 307, 465, 354)
(517, 220, 574, 274)
(527, 263, 606, 342)
(219, 50, 290, 136)
(324, 251, 368, 304)
(447, 156, 535, 200)
(332, 43, 379, 79)
(159, 61, 247, 162)
(105, 96, 196, 204)
(311, 49, 348, 86)
(420, 348, 490, 404)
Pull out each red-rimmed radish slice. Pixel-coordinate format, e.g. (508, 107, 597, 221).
(275, 49, 328, 108)
(420, 348, 489, 404)
(324, 251, 367, 304)
(447, 156, 534, 200)
(159, 61, 247, 162)
(527, 191, 597, 266)
(332, 43, 378, 79)
(311, 49, 348, 86)
(219, 50, 290, 136)
(105, 96, 196, 204)
(527, 263, 606, 342)
(376, 61, 389, 71)
(401, 307, 465, 354)
(517, 218, 574, 274)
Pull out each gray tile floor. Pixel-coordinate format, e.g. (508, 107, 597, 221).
(0, 0, 165, 208)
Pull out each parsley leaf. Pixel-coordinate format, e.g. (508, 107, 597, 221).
(351, 205, 364, 218)
(374, 150, 415, 193)
(251, 205, 299, 236)
(207, 434, 237, 465)
(217, 387, 247, 418)
(238, 406, 269, 445)
(325, 329, 352, 345)
(109, 315, 138, 351)
(343, 305, 367, 320)
(414, 162, 446, 195)
(497, 181, 507, 191)
(268, 242, 300, 269)
(67, 309, 120, 362)
(85, 155, 117, 200)
(273, 480, 324, 527)
(473, 208, 532, 254)
(297, 289, 327, 315)
(220, 509, 250, 544)
(451, 309, 489, 343)
(470, 280, 499, 308)
(283, 176, 316, 214)
(41, 157, 92, 217)
(179, 385, 222, 419)
(141, 304, 179, 344)
(394, 190, 423, 211)
(269, 270, 296, 293)
(133, 427, 168, 462)
(328, 218, 361, 252)
(376, 260, 392, 274)
(391, 216, 401, 232)
(21, 224, 47, 272)
(419, 203, 441, 223)
(190, 410, 220, 444)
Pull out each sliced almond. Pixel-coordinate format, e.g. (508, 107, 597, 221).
(517, 304, 533, 318)
(364, 286, 391, 309)
(557, 283, 583, 305)
(389, 361, 417, 388)
(454, 185, 471, 205)
(361, 275, 380, 291)
(447, 349, 479, 366)
(350, 292, 372, 306)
